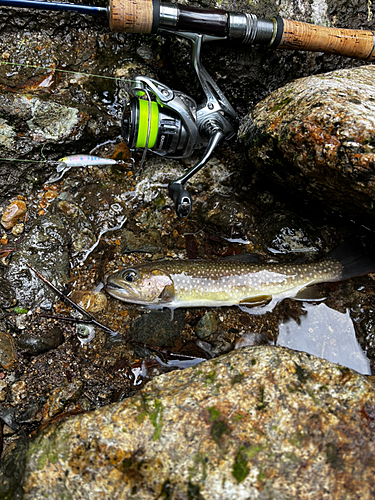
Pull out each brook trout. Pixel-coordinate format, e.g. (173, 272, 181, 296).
(105, 244, 374, 308)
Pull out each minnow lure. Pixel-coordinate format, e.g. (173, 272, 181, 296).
(56, 155, 118, 171)
(47, 154, 119, 183)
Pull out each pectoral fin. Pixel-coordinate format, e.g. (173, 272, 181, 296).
(158, 284, 175, 303)
(239, 295, 272, 307)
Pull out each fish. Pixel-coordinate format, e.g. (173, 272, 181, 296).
(105, 243, 375, 308)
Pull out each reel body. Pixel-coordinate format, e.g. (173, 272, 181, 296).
(122, 33, 239, 217)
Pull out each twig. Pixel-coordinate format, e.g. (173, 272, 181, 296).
(26, 263, 121, 337)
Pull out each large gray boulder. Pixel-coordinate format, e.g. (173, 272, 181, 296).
(4, 346, 374, 500)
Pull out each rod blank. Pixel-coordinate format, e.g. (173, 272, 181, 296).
(0, 0, 107, 16)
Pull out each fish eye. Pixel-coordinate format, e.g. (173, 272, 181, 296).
(122, 269, 138, 283)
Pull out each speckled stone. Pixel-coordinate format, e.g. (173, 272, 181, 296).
(1, 200, 27, 230)
(0, 333, 18, 370)
(239, 65, 375, 222)
(18, 346, 375, 500)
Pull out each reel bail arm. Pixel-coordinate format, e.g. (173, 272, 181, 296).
(165, 32, 237, 217)
(169, 126, 226, 217)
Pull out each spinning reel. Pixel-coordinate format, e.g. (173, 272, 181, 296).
(121, 32, 238, 217)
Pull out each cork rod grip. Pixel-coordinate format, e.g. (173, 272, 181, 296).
(278, 19, 375, 60)
(109, 0, 156, 33)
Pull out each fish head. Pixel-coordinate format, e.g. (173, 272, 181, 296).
(105, 265, 175, 306)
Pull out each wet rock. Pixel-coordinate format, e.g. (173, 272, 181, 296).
(0, 407, 19, 431)
(195, 311, 218, 339)
(210, 332, 234, 357)
(0, 333, 17, 370)
(121, 229, 163, 255)
(53, 199, 96, 259)
(1, 200, 27, 230)
(235, 332, 271, 349)
(239, 65, 375, 223)
(11, 346, 375, 499)
(5, 214, 70, 309)
(0, 277, 16, 309)
(0, 433, 28, 500)
(16, 327, 65, 355)
(200, 194, 255, 241)
(42, 380, 84, 421)
(259, 210, 326, 257)
(69, 291, 107, 314)
(130, 309, 186, 347)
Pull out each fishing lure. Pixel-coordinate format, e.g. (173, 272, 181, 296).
(47, 154, 119, 183)
(56, 155, 118, 171)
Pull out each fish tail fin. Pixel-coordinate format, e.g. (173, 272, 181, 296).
(328, 241, 375, 281)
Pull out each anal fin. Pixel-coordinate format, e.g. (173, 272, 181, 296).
(294, 284, 327, 302)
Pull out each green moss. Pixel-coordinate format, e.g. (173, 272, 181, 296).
(187, 481, 205, 500)
(326, 443, 344, 470)
(288, 431, 307, 447)
(257, 386, 267, 411)
(232, 443, 264, 483)
(270, 97, 293, 113)
(136, 412, 147, 424)
(208, 406, 221, 422)
(188, 453, 208, 482)
(211, 420, 231, 447)
(149, 400, 163, 441)
(232, 446, 249, 483)
(283, 452, 299, 462)
(294, 363, 309, 384)
(231, 373, 244, 385)
(160, 479, 173, 499)
(204, 370, 216, 384)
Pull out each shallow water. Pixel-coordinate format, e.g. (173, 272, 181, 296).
(277, 302, 371, 375)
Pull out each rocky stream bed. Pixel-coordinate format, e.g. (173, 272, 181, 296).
(0, 0, 375, 498)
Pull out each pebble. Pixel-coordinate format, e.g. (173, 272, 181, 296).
(0, 333, 18, 370)
(70, 291, 107, 313)
(11, 380, 27, 406)
(0, 380, 7, 402)
(130, 309, 186, 347)
(42, 380, 84, 420)
(235, 332, 271, 349)
(1, 200, 27, 230)
(16, 327, 65, 355)
(195, 311, 218, 339)
(11, 222, 24, 236)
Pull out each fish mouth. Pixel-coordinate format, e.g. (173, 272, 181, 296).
(105, 280, 125, 291)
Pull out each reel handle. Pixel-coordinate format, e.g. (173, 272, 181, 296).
(168, 183, 192, 218)
(109, 0, 375, 60)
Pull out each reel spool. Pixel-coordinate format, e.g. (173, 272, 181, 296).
(122, 33, 238, 217)
(122, 90, 194, 159)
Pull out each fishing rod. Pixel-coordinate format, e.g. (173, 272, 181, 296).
(3, 0, 375, 58)
(2, 0, 375, 217)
